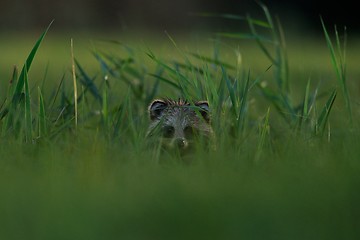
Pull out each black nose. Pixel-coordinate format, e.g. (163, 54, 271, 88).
(175, 138, 187, 149)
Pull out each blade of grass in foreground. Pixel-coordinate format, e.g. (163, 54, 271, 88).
(71, 39, 78, 130)
(192, 12, 271, 28)
(297, 78, 312, 132)
(147, 51, 190, 84)
(7, 66, 19, 105)
(38, 87, 47, 138)
(222, 66, 238, 118)
(316, 89, 337, 136)
(75, 60, 102, 105)
(321, 18, 352, 124)
(1, 66, 18, 121)
(1, 67, 18, 137)
(236, 70, 251, 134)
(24, 65, 33, 143)
(102, 86, 109, 136)
(2, 21, 52, 139)
(112, 90, 131, 139)
(189, 52, 236, 70)
(146, 66, 163, 104)
(256, 107, 271, 162)
(11, 20, 53, 105)
(148, 74, 181, 91)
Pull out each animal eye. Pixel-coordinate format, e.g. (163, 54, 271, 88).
(162, 126, 175, 138)
(184, 126, 196, 139)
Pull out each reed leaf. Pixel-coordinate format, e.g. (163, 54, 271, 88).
(23, 65, 33, 143)
(12, 21, 53, 105)
(316, 89, 337, 136)
(38, 87, 47, 137)
(321, 18, 352, 123)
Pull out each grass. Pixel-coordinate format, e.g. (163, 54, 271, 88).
(1, 5, 360, 240)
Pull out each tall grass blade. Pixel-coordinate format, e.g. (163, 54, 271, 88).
(24, 65, 33, 143)
(189, 52, 236, 70)
(247, 15, 276, 65)
(75, 60, 102, 104)
(2, 22, 52, 140)
(147, 51, 190, 96)
(71, 38, 78, 129)
(148, 74, 181, 91)
(316, 89, 337, 136)
(1, 66, 18, 120)
(165, 31, 191, 64)
(303, 79, 311, 118)
(147, 52, 190, 85)
(190, 12, 246, 20)
(222, 66, 238, 117)
(102, 87, 109, 135)
(11, 20, 53, 105)
(1, 67, 19, 137)
(257, 83, 290, 125)
(321, 18, 352, 123)
(216, 32, 273, 43)
(145, 66, 163, 104)
(48, 74, 65, 115)
(8, 66, 19, 102)
(38, 87, 46, 137)
(237, 70, 251, 133)
(112, 91, 131, 139)
(297, 78, 312, 131)
(256, 107, 271, 162)
(192, 12, 271, 27)
(275, 16, 290, 93)
(0, 99, 6, 117)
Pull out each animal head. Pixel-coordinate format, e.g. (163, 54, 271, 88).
(147, 99, 212, 151)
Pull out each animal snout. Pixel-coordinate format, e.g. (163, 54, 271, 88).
(174, 138, 188, 149)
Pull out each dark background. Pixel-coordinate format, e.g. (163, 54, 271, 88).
(0, 0, 358, 34)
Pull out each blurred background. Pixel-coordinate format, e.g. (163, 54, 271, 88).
(0, 3, 359, 239)
(1, 0, 359, 34)
(1, 0, 359, 93)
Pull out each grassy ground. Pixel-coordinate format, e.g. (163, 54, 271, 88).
(1, 8, 360, 239)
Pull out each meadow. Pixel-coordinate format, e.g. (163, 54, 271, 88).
(1, 5, 360, 239)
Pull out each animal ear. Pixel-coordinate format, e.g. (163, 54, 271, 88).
(148, 99, 168, 120)
(195, 101, 210, 122)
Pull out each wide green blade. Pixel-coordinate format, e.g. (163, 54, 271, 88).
(12, 20, 53, 105)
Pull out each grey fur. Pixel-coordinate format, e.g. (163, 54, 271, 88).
(147, 99, 213, 150)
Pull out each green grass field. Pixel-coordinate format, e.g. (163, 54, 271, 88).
(1, 6, 360, 239)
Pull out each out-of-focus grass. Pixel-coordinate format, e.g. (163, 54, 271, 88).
(2, 30, 359, 79)
(1, 136, 360, 240)
(1, 31, 359, 105)
(1, 10, 360, 239)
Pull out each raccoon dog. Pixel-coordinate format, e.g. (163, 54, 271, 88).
(146, 99, 213, 152)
